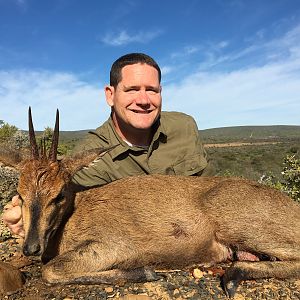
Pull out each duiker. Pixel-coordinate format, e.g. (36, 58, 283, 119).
(11, 109, 300, 297)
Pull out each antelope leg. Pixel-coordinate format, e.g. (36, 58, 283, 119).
(222, 261, 300, 298)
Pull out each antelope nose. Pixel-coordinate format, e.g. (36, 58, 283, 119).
(23, 243, 41, 256)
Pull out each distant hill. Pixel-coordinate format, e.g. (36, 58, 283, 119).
(31, 125, 300, 146)
(16, 125, 300, 182)
(200, 125, 300, 143)
(59, 130, 90, 142)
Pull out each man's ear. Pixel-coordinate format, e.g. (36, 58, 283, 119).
(105, 85, 115, 107)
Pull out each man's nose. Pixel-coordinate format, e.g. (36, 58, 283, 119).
(136, 90, 150, 105)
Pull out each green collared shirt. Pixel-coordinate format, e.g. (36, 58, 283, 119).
(72, 111, 208, 187)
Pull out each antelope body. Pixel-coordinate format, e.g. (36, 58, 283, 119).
(12, 109, 300, 297)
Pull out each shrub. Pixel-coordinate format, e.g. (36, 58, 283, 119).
(260, 154, 300, 203)
(281, 155, 300, 202)
(0, 121, 18, 142)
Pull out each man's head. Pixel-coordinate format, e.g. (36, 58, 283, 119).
(110, 53, 161, 88)
(105, 53, 162, 145)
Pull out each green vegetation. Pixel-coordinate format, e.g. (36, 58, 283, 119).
(201, 125, 300, 143)
(206, 142, 299, 181)
(200, 125, 300, 185)
(0, 120, 18, 143)
(260, 154, 300, 203)
(38, 127, 73, 156)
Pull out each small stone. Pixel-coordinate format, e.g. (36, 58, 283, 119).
(105, 286, 114, 293)
(119, 295, 152, 300)
(173, 288, 180, 295)
(192, 268, 204, 279)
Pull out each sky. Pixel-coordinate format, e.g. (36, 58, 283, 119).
(0, 0, 300, 131)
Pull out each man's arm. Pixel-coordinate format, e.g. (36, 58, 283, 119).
(2, 195, 24, 237)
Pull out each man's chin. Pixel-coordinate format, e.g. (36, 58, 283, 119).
(128, 114, 159, 130)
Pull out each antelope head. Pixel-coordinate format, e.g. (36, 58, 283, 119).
(18, 108, 107, 258)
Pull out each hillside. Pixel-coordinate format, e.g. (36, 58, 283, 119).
(27, 125, 300, 182)
(200, 125, 300, 143)
(44, 125, 300, 145)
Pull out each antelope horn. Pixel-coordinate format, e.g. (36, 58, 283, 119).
(28, 107, 39, 159)
(48, 109, 59, 162)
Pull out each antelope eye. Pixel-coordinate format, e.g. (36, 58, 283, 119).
(55, 192, 65, 204)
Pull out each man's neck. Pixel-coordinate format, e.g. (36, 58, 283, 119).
(111, 114, 153, 146)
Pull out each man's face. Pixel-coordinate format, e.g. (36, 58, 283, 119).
(105, 63, 162, 132)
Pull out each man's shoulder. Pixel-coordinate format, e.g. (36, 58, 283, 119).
(160, 111, 198, 132)
(161, 111, 196, 122)
(92, 118, 111, 136)
(74, 119, 111, 152)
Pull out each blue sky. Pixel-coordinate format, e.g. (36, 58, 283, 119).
(1, 0, 300, 130)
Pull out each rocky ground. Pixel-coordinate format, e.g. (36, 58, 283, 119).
(0, 165, 19, 212)
(0, 224, 299, 300)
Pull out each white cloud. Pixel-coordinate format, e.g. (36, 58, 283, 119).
(16, 0, 25, 5)
(160, 66, 174, 76)
(217, 40, 229, 49)
(0, 70, 110, 130)
(1, 23, 300, 131)
(13, 0, 27, 11)
(101, 29, 163, 46)
(161, 23, 300, 129)
(163, 55, 300, 129)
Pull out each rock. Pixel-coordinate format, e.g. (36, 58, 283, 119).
(119, 295, 152, 300)
(0, 261, 25, 295)
(105, 286, 114, 293)
(0, 166, 19, 211)
(192, 268, 204, 279)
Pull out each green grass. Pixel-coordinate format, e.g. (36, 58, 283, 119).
(206, 142, 299, 181)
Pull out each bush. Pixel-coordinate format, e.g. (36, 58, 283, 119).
(281, 155, 300, 202)
(0, 121, 18, 142)
(260, 154, 300, 203)
(38, 126, 71, 156)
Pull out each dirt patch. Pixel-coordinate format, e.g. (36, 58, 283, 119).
(0, 236, 299, 300)
(204, 142, 281, 148)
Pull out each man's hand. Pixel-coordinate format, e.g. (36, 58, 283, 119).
(2, 195, 25, 237)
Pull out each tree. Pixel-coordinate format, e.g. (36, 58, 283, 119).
(38, 127, 70, 156)
(0, 121, 18, 142)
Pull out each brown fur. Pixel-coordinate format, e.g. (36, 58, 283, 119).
(0, 261, 25, 295)
(15, 158, 300, 297)
(5, 109, 300, 297)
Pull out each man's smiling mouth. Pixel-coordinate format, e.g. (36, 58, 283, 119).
(130, 109, 152, 114)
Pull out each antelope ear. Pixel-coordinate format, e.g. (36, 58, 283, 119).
(61, 147, 115, 176)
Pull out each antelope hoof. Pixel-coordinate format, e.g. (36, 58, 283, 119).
(144, 267, 159, 282)
(221, 267, 246, 298)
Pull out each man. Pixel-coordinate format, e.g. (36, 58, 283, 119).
(3, 53, 209, 236)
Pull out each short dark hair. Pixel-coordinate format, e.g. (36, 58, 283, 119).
(110, 53, 161, 88)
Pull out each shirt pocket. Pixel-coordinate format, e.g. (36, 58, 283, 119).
(173, 154, 207, 176)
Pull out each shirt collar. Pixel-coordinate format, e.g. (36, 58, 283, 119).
(93, 114, 167, 160)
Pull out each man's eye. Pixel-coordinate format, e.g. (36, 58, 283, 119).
(126, 88, 138, 93)
(146, 89, 158, 94)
